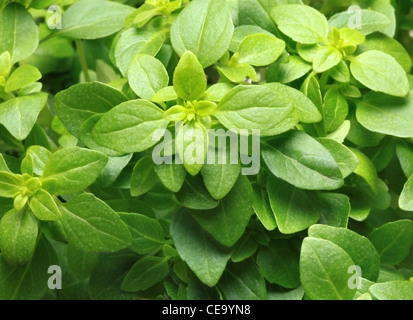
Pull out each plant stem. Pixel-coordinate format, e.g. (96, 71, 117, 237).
(75, 39, 91, 82)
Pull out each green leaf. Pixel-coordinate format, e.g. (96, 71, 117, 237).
(231, 234, 258, 263)
(60, 193, 133, 252)
(171, 0, 234, 68)
(155, 162, 186, 193)
(0, 171, 22, 198)
(357, 33, 412, 73)
(350, 50, 409, 97)
(356, 92, 413, 138)
(175, 175, 219, 210)
(267, 176, 320, 234)
(265, 82, 321, 124)
(24, 146, 51, 176)
(111, 28, 165, 77)
(0, 236, 57, 300)
(252, 184, 277, 231)
(130, 156, 157, 197)
(329, 9, 390, 36)
(313, 46, 342, 73)
(271, 4, 329, 44)
(170, 210, 232, 287)
(67, 244, 101, 281)
(201, 146, 241, 200)
(29, 189, 61, 221)
(300, 237, 356, 300)
(128, 54, 169, 100)
(229, 25, 273, 52)
(318, 193, 350, 228)
(173, 51, 206, 101)
(152, 86, 178, 103)
(42, 147, 108, 195)
(369, 281, 413, 300)
(215, 85, 295, 135)
(121, 256, 169, 292)
(257, 240, 300, 289)
(323, 89, 349, 133)
(0, 93, 47, 140)
(220, 260, 267, 300)
(309, 225, 380, 281)
(60, 0, 134, 39)
(329, 61, 350, 83)
(238, 34, 285, 66)
(266, 55, 312, 84)
(317, 138, 358, 178)
(54, 82, 128, 137)
(0, 208, 38, 266)
(88, 252, 137, 300)
(5, 65, 41, 93)
(0, 3, 39, 63)
(350, 148, 379, 194)
(192, 176, 254, 247)
(176, 121, 208, 176)
(368, 220, 413, 265)
(262, 131, 344, 190)
(119, 212, 165, 254)
(396, 141, 413, 178)
(92, 100, 169, 153)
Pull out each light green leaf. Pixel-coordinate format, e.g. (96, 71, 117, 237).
(92, 100, 169, 153)
(173, 51, 206, 101)
(323, 89, 349, 133)
(313, 46, 342, 73)
(42, 147, 108, 195)
(171, 0, 234, 68)
(271, 4, 329, 44)
(0, 171, 22, 198)
(329, 9, 390, 36)
(0, 93, 47, 140)
(229, 25, 273, 52)
(309, 224, 380, 281)
(267, 55, 312, 84)
(54, 82, 128, 137)
(128, 54, 169, 100)
(300, 237, 356, 300)
(29, 189, 61, 221)
(5, 65, 41, 93)
(356, 92, 413, 138)
(350, 50, 409, 97)
(215, 85, 295, 135)
(317, 138, 358, 178)
(60, 0, 134, 39)
(0, 208, 38, 266)
(369, 281, 413, 300)
(252, 184, 277, 231)
(238, 34, 285, 66)
(0, 3, 39, 63)
(111, 28, 165, 77)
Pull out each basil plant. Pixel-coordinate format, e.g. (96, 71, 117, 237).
(0, 0, 413, 301)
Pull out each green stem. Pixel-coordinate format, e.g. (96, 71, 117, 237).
(75, 39, 91, 82)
